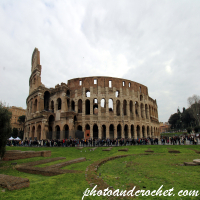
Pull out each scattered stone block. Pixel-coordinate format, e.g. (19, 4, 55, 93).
(168, 148, 180, 153)
(0, 174, 29, 190)
(184, 162, 199, 166)
(193, 159, 200, 165)
(3, 150, 51, 161)
(145, 149, 154, 153)
(76, 147, 83, 150)
(102, 147, 113, 151)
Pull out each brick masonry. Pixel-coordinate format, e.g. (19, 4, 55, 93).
(3, 150, 51, 161)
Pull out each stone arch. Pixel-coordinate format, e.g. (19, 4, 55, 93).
(48, 126, 52, 140)
(130, 100, 133, 114)
(57, 98, 62, 110)
(71, 100, 75, 111)
(85, 99, 90, 115)
(51, 100, 54, 112)
(140, 103, 144, 118)
(116, 100, 120, 116)
(102, 125, 106, 139)
(78, 99, 82, 113)
(117, 124, 121, 139)
(93, 98, 98, 115)
(124, 124, 128, 139)
(66, 90, 70, 97)
(93, 124, 98, 139)
(77, 125, 82, 131)
(147, 126, 150, 137)
(116, 90, 120, 97)
(34, 99, 37, 112)
(85, 124, 90, 138)
(64, 124, 69, 139)
(109, 124, 114, 139)
(44, 91, 50, 111)
(145, 104, 148, 119)
(142, 125, 145, 138)
(135, 101, 139, 117)
(109, 99, 113, 112)
(123, 100, 127, 115)
(37, 125, 41, 140)
(86, 90, 90, 97)
(32, 126, 35, 140)
(55, 125, 60, 139)
(131, 125, 134, 138)
(137, 125, 140, 139)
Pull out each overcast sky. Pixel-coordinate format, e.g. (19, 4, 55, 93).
(0, 0, 200, 123)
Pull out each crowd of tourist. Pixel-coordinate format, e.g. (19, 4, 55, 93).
(7, 135, 199, 147)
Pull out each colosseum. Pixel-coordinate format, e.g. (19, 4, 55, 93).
(24, 48, 160, 140)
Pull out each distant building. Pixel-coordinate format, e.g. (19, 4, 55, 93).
(9, 106, 26, 131)
(159, 122, 171, 133)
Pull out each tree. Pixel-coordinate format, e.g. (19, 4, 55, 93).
(18, 115, 25, 123)
(168, 113, 180, 129)
(0, 102, 12, 159)
(187, 95, 200, 126)
(12, 128, 19, 138)
(18, 115, 25, 139)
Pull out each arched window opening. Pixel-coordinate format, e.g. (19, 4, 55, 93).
(66, 90, 70, 97)
(124, 125, 128, 139)
(137, 125, 140, 139)
(44, 91, 50, 111)
(135, 102, 139, 117)
(93, 124, 98, 139)
(32, 126, 35, 140)
(122, 81, 125, 86)
(64, 124, 69, 139)
(102, 125, 106, 139)
(109, 124, 114, 139)
(71, 100, 75, 111)
(56, 125, 60, 139)
(37, 125, 41, 140)
(101, 99, 106, 113)
(129, 82, 131, 87)
(123, 100, 127, 115)
(48, 126, 52, 140)
(78, 99, 82, 113)
(145, 104, 148, 119)
(34, 99, 37, 113)
(116, 90, 119, 97)
(78, 125, 82, 131)
(67, 99, 70, 110)
(86, 124, 90, 130)
(86, 90, 90, 97)
(109, 80, 112, 88)
(130, 101, 133, 114)
(139, 86, 141, 93)
(131, 125, 134, 138)
(140, 103, 144, 118)
(147, 126, 150, 137)
(48, 115, 55, 139)
(117, 124, 121, 139)
(142, 126, 145, 138)
(140, 95, 143, 101)
(116, 100, 120, 116)
(109, 99, 113, 112)
(85, 100, 90, 115)
(93, 98, 98, 114)
(57, 98, 61, 110)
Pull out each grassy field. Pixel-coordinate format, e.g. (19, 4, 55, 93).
(0, 145, 200, 200)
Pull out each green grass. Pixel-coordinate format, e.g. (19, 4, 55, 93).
(0, 145, 200, 200)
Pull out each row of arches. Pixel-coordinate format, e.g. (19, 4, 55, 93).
(28, 91, 158, 119)
(29, 123, 159, 140)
